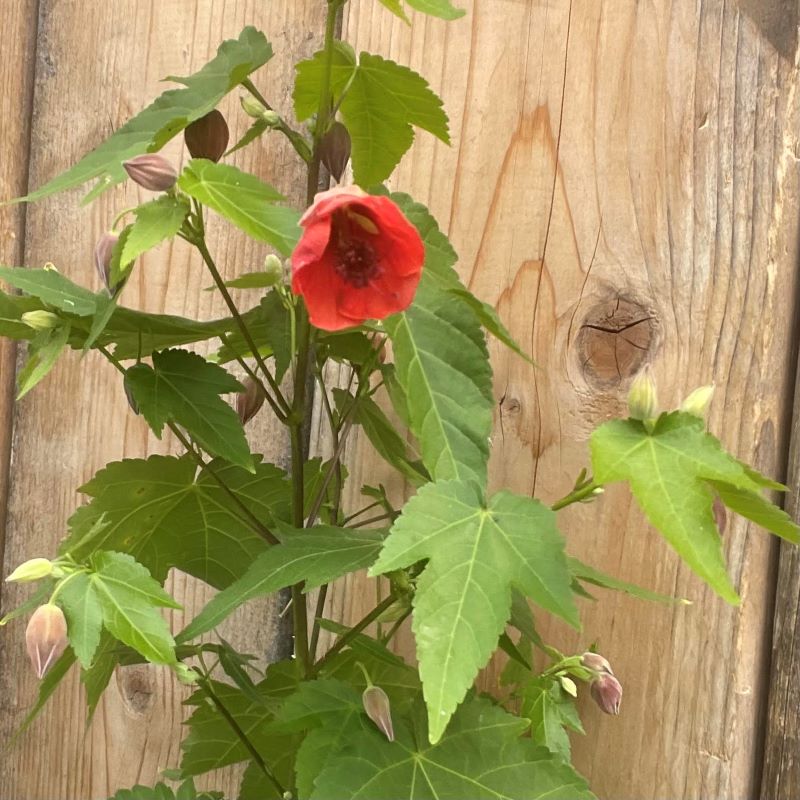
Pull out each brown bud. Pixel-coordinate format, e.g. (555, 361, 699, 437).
(123, 154, 178, 192)
(320, 122, 351, 183)
(25, 603, 68, 679)
(94, 231, 119, 292)
(122, 373, 141, 415)
(237, 377, 266, 425)
(362, 685, 394, 741)
(184, 110, 230, 163)
(590, 672, 622, 715)
(713, 496, 727, 536)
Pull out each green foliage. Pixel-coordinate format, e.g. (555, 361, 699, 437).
(108, 778, 222, 800)
(178, 525, 385, 642)
(125, 349, 252, 470)
(371, 480, 577, 743)
(16, 323, 71, 398)
(0, 267, 97, 316)
(119, 196, 191, 266)
(178, 159, 301, 255)
(15, 27, 273, 204)
(591, 412, 800, 602)
(295, 50, 449, 185)
(519, 678, 584, 761)
(569, 557, 685, 604)
(377, 0, 466, 21)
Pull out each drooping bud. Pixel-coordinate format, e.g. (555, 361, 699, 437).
(122, 373, 141, 415)
(25, 603, 68, 679)
(240, 94, 268, 119)
(680, 384, 714, 419)
(21, 311, 60, 332)
(184, 110, 230, 162)
(94, 231, 119, 292)
(581, 651, 613, 675)
(263, 254, 284, 286)
(6, 558, 54, 583)
(362, 685, 394, 741)
(713, 496, 727, 536)
(123, 154, 178, 192)
(320, 121, 352, 183)
(627, 366, 658, 421)
(237, 377, 266, 425)
(590, 672, 623, 715)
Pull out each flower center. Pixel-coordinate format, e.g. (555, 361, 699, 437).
(332, 211, 381, 288)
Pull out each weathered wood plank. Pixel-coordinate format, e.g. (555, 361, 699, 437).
(333, 2, 800, 798)
(0, 3, 323, 798)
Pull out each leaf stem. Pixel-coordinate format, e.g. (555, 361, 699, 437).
(551, 479, 602, 512)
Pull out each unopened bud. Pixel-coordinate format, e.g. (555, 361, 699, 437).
(590, 672, 622, 715)
(173, 663, 199, 685)
(123, 154, 178, 192)
(123, 373, 140, 415)
(94, 231, 119, 292)
(185, 110, 230, 163)
(376, 597, 411, 623)
(21, 311, 59, 331)
(713, 496, 727, 536)
(581, 651, 613, 675)
(240, 95, 268, 119)
(263, 254, 284, 285)
(680, 384, 714, 419)
(6, 558, 54, 583)
(237, 377, 266, 425)
(362, 685, 394, 741)
(25, 603, 68, 679)
(320, 122, 352, 183)
(628, 366, 658, 421)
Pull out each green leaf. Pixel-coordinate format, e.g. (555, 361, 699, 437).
(16, 27, 273, 204)
(568, 557, 687, 605)
(62, 455, 287, 589)
(520, 679, 584, 761)
(307, 693, 594, 800)
(710, 480, 800, 542)
(120, 196, 190, 265)
(214, 270, 278, 290)
(108, 780, 223, 800)
(591, 412, 800, 603)
(125, 349, 252, 470)
(16, 323, 71, 398)
(56, 572, 104, 668)
(332, 388, 428, 485)
(226, 117, 271, 156)
(178, 525, 384, 642)
(371, 480, 578, 743)
(405, 0, 466, 20)
(81, 632, 121, 720)
(376, 0, 411, 23)
(83, 293, 119, 351)
(0, 290, 38, 340)
(89, 551, 179, 665)
(0, 581, 53, 626)
(178, 159, 300, 256)
(295, 51, 449, 185)
(0, 267, 97, 315)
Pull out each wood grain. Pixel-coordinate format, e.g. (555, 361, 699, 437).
(334, 1, 800, 798)
(0, 3, 323, 798)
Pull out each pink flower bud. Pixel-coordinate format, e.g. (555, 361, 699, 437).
(123, 154, 178, 192)
(590, 672, 622, 715)
(237, 377, 265, 425)
(25, 603, 68, 679)
(184, 110, 230, 163)
(362, 685, 394, 741)
(581, 651, 613, 675)
(94, 231, 118, 292)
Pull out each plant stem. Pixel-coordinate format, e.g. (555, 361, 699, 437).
(312, 594, 397, 675)
(197, 675, 287, 797)
(309, 584, 328, 660)
(380, 609, 411, 646)
(349, 513, 394, 529)
(551, 479, 602, 511)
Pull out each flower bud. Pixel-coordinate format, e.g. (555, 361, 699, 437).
(263, 254, 284, 285)
(122, 373, 141, 415)
(6, 558, 54, 583)
(581, 651, 613, 675)
(320, 122, 352, 183)
(362, 685, 394, 741)
(628, 366, 658, 421)
(713, 496, 727, 536)
(21, 311, 59, 331)
(590, 672, 622, 715)
(680, 384, 714, 419)
(123, 154, 178, 192)
(184, 110, 230, 163)
(237, 377, 265, 425)
(25, 603, 68, 679)
(94, 231, 119, 292)
(240, 94, 268, 119)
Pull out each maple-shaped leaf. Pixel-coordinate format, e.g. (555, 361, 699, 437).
(591, 412, 800, 603)
(125, 348, 252, 471)
(520, 678, 584, 761)
(370, 480, 577, 743)
(61, 455, 289, 589)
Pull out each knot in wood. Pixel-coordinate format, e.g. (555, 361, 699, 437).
(117, 665, 156, 715)
(576, 297, 657, 387)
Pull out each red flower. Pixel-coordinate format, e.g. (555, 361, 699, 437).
(291, 187, 425, 331)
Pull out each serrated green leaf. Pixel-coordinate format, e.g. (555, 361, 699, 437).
(178, 526, 384, 642)
(520, 678, 584, 761)
(178, 159, 300, 256)
(709, 480, 800, 543)
(591, 412, 799, 603)
(125, 348, 252, 470)
(568, 557, 685, 605)
(226, 117, 270, 156)
(56, 571, 103, 668)
(371, 480, 577, 743)
(120, 196, 190, 265)
(293, 43, 357, 121)
(61, 455, 287, 588)
(0, 267, 97, 315)
(81, 632, 119, 721)
(376, 0, 411, 22)
(16, 323, 70, 398)
(307, 693, 594, 800)
(108, 780, 224, 800)
(16, 27, 273, 204)
(405, 0, 466, 19)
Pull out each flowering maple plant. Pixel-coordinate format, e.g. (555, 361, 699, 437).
(0, 2, 796, 799)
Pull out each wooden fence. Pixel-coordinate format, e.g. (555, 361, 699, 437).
(2, 1, 800, 798)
